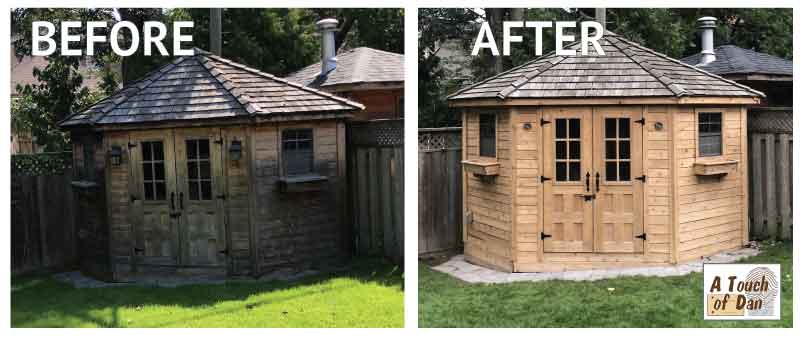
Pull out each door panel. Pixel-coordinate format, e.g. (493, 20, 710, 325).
(130, 131, 180, 266)
(592, 107, 644, 253)
(542, 107, 594, 252)
(174, 128, 226, 267)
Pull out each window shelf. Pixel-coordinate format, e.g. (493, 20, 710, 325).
(693, 159, 738, 176)
(277, 174, 328, 193)
(462, 159, 500, 176)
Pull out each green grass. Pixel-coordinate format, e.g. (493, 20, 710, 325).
(12, 258, 403, 328)
(420, 242, 792, 328)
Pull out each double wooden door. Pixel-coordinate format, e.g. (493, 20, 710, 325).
(129, 128, 226, 268)
(541, 107, 644, 254)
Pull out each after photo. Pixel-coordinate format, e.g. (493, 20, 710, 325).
(418, 7, 792, 328)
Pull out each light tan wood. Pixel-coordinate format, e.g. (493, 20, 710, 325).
(462, 159, 500, 175)
(592, 106, 645, 253)
(541, 107, 594, 252)
(449, 97, 760, 108)
(740, 106, 749, 245)
(693, 160, 739, 176)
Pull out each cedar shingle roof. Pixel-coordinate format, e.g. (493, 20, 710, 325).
(680, 45, 793, 76)
(449, 32, 764, 101)
(286, 47, 404, 89)
(60, 48, 363, 128)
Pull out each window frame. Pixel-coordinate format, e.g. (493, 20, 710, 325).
(281, 128, 315, 176)
(478, 113, 497, 158)
(696, 110, 724, 158)
(185, 138, 214, 201)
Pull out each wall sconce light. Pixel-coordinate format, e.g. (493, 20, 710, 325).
(229, 140, 242, 161)
(109, 145, 123, 166)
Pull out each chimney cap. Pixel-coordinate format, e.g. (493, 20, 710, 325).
(697, 16, 717, 28)
(316, 18, 339, 31)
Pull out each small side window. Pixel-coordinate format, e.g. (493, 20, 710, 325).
(698, 112, 722, 157)
(282, 129, 314, 176)
(81, 141, 95, 181)
(479, 114, 496, 157)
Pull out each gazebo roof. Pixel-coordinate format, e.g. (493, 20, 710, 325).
(287, 47, 405, 90)
(448, 32, 764, 102)
(60, 48, 364, 128)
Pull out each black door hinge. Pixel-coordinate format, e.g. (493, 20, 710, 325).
(540, 118, 551, 125)
(214, 138, 224, 145)
(216, 194, 226, 200)
(634, 118, 646, 125)
(541, 232, 552, 240)
(635, 175, 647, 182)
(127, 142, 137, 149)
(635, 233, 647, 240)
(540, 176, 551, 183)
(134, 247, 144, 254)
(219, 248, 229, 255)
(130, 195, 138, 203)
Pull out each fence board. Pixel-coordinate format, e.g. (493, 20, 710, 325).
(748, 108, 792, 240)
(348, 120, 404, 263)
(11, 162, 77, 274)
(418, 127, 463, 255)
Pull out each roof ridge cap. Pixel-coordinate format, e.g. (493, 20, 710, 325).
(204, 54, 365, 111)
(609, 36, 689, 97)
(497, 55, 566, 99)
(448, 41, 580, 100)
(199, 56, 261, 114)
(612, 35, 765, 98)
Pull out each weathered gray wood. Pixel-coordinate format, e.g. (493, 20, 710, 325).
(748, 130, 792, 241)
(764, 133, 777, 236)
(778, 134, 792, 240)
(750, 134, 765, 236)
(418, 128, 464, 255)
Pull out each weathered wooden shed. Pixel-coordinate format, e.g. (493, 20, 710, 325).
(60, 48, 363, 281)
(448, 32, 764, 272)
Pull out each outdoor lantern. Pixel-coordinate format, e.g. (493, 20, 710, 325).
(109, 145, 123, 166)
(229, 140, 242, 161)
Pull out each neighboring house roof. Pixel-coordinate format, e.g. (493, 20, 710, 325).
(10, 49, 107, 95)
(60, 48, 364, 128)
(680, 44, 793, 77)
(287, 47, 404, 89)
(449, 32, 764, 101)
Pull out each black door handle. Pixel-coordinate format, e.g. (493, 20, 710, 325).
(585, 172, 590, 192)
(171, 192, 175, 210)
(179, 192, 184, 210)
(595, 172, 600, 192)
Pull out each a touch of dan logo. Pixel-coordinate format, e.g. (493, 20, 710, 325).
(703, 264, 780, 320)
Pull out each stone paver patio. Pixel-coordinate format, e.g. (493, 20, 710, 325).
(432, 247, 760, 284)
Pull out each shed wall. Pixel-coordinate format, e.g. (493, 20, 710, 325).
(251, 121, 348, 274)
(675, 106, 747, 261)
(463, 109, 514, 271)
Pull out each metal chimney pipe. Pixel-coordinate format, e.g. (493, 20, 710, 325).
(697, 16, 717, 65)
(210, 8, 222, 55)
(317, 18, 339, 75)
(595, 8, 606, 29)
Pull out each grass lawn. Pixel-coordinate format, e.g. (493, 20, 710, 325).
(419, 241, 792, 328)
(12, 258, 403, 328)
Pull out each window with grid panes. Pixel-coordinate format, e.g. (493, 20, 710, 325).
(479, 114, 496, 157)
(698, 112, 722, 157)
(604, 118, 631, 181)
(554, 118, 581, 181)
(282, 129, 314, 176)
(141, 141, 167, 200)
(186, 139, 212, 200)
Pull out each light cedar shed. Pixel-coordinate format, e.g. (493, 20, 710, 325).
(449, 32, 763, 272)
(60, 49, 363, 281)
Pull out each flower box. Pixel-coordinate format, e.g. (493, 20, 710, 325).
(693, 159, 738, 176)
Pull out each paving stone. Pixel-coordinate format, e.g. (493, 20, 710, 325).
(432, 248, 760, 284)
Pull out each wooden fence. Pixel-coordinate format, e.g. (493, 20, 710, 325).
(418, 127, 463, 255)
(11, 152, 78, 274)
(347, 120, 404, 263)
(748, 107, 792, 240)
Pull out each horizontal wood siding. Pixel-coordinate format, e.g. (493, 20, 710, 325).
(222, 126, 252, 275)
(513, 108, 541, 266)
(676, 106, 745, 261)
(643, 105, 672, 263)
(252, 121, 347, 274)
(463, 110, 513, 271)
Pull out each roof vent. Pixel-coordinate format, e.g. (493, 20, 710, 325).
(697, 16, 717, 65)
(317, 18, 339, 76)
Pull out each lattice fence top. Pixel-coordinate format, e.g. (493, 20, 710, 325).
(749, 108, 792, 134)
(349, 119, 404, 147)
(12, 152, 72, 176)
(419, 127, 462, 152)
